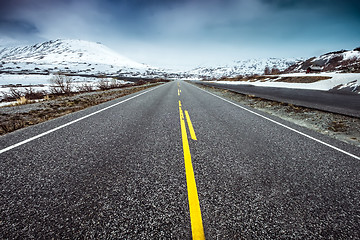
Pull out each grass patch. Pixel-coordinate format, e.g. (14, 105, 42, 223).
(275, 76, 332, 83)
(216, 75, 279, 82)
(16, 96, 30, 105)
(328, 121, 349, 132)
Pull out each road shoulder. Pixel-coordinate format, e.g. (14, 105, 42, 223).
(188, 81, 360, 148)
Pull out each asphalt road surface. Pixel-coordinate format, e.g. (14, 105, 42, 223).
(1, 81, 360, 239)
(196, 81, 360, 118)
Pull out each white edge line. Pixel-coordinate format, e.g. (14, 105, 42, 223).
(192, 83, 360, 160)
(0, 84, 165, 154)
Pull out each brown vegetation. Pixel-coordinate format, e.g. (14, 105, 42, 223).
(0, 82, 166, 135)
(215, 75, 278, 82)
(49, 73, 73, 94)
(328, 121, 349, 132)
(275, 76, 331, 83)
(214, 75, 331, 83)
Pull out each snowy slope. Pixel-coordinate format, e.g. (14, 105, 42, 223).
(284, 47, 360, 73)
(187, 58, 298, 79)
(0, 39, 146, 68)
(0, 39, 165, 77)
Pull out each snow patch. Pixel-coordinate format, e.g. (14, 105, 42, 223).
(210, 72, 360, 93)
(0, 73, 132, 101)
(342, 50, 360, 61)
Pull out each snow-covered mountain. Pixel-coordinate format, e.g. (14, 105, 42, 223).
(284, 47, 360, 73)
(5, 39, 358, 80)
(0, 39, 299, 80)
(0, 39, 165, 78)
(186, 58, 298, 79)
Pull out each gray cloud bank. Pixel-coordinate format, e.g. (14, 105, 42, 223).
(0, 0, 359, 68)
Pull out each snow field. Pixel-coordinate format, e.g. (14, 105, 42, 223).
(0, 74, 131, 101)
(208, 72, 360, 93)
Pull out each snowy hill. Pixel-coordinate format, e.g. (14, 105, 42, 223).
(186, 58, 298, 79)
(0, 39, 165, 77)
(0, 40, 298, 80)
(284, 47, 360, 73)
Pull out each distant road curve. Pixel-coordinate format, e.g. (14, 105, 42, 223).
(194, 81, 360, 118)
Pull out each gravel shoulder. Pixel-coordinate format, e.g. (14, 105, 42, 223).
(0, 82, 165, 135)
(190, 81, 360, 148)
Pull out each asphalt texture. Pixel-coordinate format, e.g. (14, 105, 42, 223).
(1, 81, 360, 239)
(196, 81, 360, 118)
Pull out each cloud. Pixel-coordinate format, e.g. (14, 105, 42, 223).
(2, 0, 359, 43)
(149, 0, 267, 33)
(0, 0, 359, 67)
(0, 19, 38, 35)
(0, 0, 107, 41)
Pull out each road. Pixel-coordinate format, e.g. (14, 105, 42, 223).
(1, 80, 360, 239)
(195, 81, 360, 118)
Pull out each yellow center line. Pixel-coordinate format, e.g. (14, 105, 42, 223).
(178, 100, 205, 240)
(185, 110, 197, 141)
(178, 89, 180, 96)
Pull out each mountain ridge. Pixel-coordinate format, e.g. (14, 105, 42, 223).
(0, 39, 147, 69)
(284, 47, 360, 73)
(1, 39, 359, 79)
(0, 39, 169, 78)
(187, 58, 299, 79)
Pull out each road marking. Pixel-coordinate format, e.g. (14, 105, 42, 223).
(185, 110, 197, 140)
(195, 84, 360, 160)
(179, 100, 205, 240)
(178, 89, 180, 96)
(0, 84, 166, 155)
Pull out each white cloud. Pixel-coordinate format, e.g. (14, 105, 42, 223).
(151, 0, 269, 36)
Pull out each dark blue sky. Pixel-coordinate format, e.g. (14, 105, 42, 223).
(0, 0, 359, 69)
